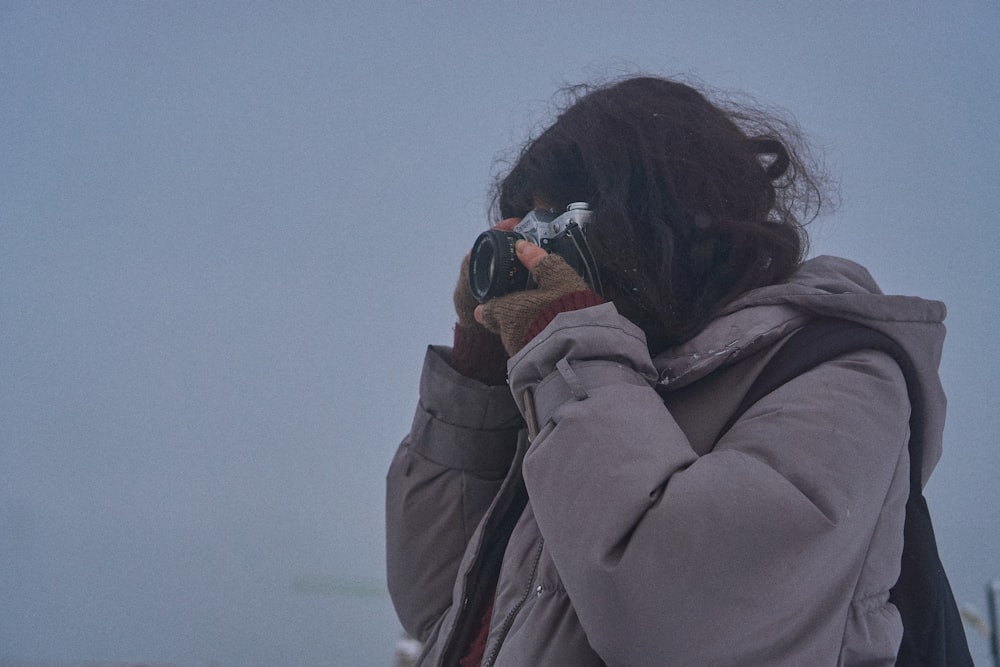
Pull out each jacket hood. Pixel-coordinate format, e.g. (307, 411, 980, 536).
(654, 255, 948, 486)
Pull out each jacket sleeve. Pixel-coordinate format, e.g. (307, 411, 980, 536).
(508, 303, 910, 666)
(385, 345, 523, 641)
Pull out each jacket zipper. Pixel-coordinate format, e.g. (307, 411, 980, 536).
(481, 538, 545, 667)
(439, 439, 530, 666)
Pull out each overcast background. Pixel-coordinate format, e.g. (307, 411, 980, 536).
(2, 2, 998, 666)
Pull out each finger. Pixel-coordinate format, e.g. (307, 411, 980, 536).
(494, 217, 521, 232)
(515, 240, 547, 271)
(475, 301, 503, 337)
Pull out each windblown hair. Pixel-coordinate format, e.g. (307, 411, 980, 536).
(491, 76, 830, 352)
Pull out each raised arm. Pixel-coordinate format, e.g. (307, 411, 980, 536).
(509, 305, 910, 665)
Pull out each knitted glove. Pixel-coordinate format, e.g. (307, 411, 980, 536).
(451, 254, 509, 384)
(477, 241, 603, 356)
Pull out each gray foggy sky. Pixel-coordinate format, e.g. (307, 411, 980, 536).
(2, 2, 998, 665)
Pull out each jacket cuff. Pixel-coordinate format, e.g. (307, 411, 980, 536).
(524, 290, 606, 343)
(451, 323, 509, 386)
(507, 303, 658, 421)
(408, 346, 522, 474)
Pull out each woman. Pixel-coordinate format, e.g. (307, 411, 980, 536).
(385, 76, 948, 666)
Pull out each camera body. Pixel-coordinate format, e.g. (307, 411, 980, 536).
(468, 202, 602, 303)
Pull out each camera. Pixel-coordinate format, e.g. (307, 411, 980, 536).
(468, 202, 602, 303)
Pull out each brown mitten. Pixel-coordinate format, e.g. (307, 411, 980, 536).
(479, 246, 600, 355)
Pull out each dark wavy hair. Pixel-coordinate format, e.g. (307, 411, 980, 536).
(491, 76, 829, 351)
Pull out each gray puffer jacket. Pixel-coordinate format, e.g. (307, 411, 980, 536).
(386, 255, 947, 666)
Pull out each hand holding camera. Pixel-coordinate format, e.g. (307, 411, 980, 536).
(448, 218, 523, 385)
(466, 203, 604, 355)
(475, 240, 602, 356)
(453, 218, 521, 329)
(468, 203, 602, 303)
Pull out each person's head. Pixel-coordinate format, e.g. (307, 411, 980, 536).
(492, 76, 828, 352)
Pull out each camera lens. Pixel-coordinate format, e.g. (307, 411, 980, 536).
(469, 229, 527, 303)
